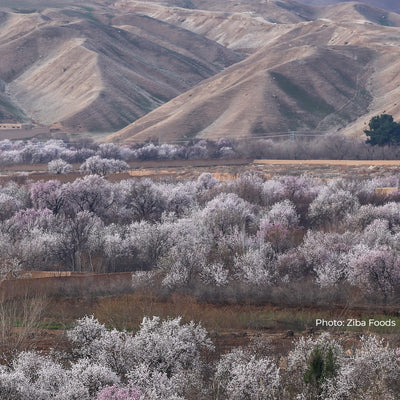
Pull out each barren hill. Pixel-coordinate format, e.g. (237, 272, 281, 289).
(108, 1, 400, 143)
(298, 0, 400, 14)
(113, 0, 318, 53)
(0, 3, 242, 132)
(2, 0, 400, 139)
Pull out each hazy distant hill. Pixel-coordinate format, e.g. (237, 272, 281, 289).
(108, 1, 400, 142)
(298, 0, 400, 14)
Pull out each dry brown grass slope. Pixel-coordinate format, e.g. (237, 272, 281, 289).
(118, 0, 400, 19)
(297, 0, 400, 14)
(108, 1, 400, 143)
(114, 0, 317, 53)
(2, 0, 400, 137)
(115, 0, 400, 37)
(0, 4, 242, 132)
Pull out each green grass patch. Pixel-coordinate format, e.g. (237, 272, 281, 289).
(12, 318, 69, 330)
(38, 320, 69, 330)
(237, 309, 316, 331)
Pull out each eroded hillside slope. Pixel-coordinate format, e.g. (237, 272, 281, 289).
(109, 1, 400, 142)
(1, 0, 400, 139)
(0, 4, 242, 131)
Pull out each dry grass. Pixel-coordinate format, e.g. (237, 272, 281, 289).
(1, 290, 399, 361)
(37, 291, 320, 333)
(4, 157, 400, 188)
(86, 292, 400, 335)
(0, 295, 47, 364)
(375, 187, 399, 196)
(109, 2, 400, 143)
(212, 172, 238, 181)
(254, 159, 400, 166)
(1, 272, 133, 300)
(0, 3, 241, 133)
(20, 271, 73, 278)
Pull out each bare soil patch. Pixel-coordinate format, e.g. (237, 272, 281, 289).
(255, 159, 400, 166)
(4, 158, 400, 185)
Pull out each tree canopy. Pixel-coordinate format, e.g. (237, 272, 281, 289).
(364, 114, 400, 146)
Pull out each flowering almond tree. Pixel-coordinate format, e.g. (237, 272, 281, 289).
(80, 156, 129, 176)
(96, 385, 141, 400)
(48, 159, 72, 174)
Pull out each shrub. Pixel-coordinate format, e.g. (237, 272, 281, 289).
(96, 385, 141, 400)
(215, 348, 280, 400)
(287, 333, 343, 399)
(233, 244, 276, 286)
(348, 245, 400, 301)
(262, 199, 299, 228)
(201, 193, 255, 236)
(300, 231, 360, 287)
(308, 187, 359, 228)
(324, 336, 400, 400)
(48, 159, 72, 174)
(80, 156, 129, 176)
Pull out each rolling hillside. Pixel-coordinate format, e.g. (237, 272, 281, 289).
(299, 0, 400, 14)
(1, 0, 400, 140)
(108, 1, 400, 142)
(0, 3, 242, 132)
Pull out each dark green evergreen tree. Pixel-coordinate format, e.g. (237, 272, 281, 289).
(364, 114, 400, 146)
(304, 346, 338, 397)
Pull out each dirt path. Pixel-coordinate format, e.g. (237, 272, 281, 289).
(3, 157, 400, 185)
(254, 159, 400, 166)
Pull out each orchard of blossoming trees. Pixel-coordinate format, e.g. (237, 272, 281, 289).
(0, 315, 399, 399)
(3, 133, 400, 168)
(0, 139, 234, 167)
(3, 140, 400, 399)
(2, 170, 400, 305)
